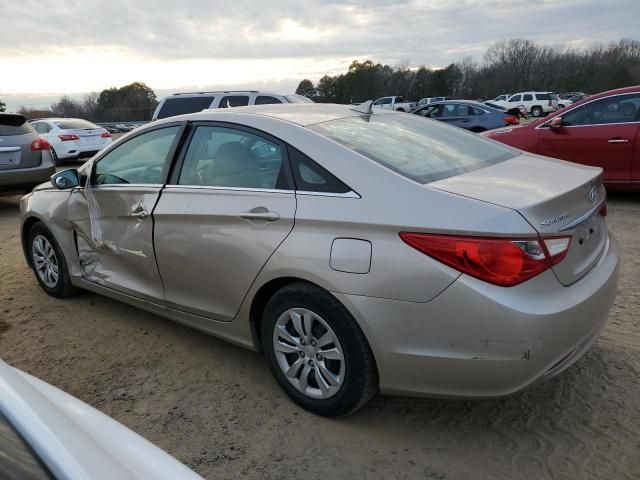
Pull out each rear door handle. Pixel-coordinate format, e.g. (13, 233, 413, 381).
(131, 205, 149, 219)
(240, 207, 280, 222)
(608, 138, 629, 143)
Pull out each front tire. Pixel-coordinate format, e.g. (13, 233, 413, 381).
(261, 282, 378, 416)
(27, 222, 77, 298)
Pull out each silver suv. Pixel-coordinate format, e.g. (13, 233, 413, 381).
(0, 114, 55, 196)
(152, 91, 313, 121)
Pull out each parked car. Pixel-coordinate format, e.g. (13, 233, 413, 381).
(372, 96, 416, 112)
(413, 100, 519, 132)
(485, 86, 640, 188)
(0, 114, 55, 196)
(0, 359, 202, 479)
(556, 97, 573, 109)
(416, 97, 449, 107)
(491, 94, 511, 103)
(30, 118, 112, 165)
(153, 91, 313, 121)
(569, 93, 590, 103)
(21, 103, 618, 416)
(492, 91, 558, 117)
(558, 91, 585, 100)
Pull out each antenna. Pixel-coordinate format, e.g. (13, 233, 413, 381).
(350, 100, 374, 114)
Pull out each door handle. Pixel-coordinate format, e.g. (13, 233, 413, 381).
(131, 206, 149, 219)
(240, 207, 280, 222)
(608, 138, 629, 143)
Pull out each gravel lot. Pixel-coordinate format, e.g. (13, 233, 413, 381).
(1, 189, 639, 480)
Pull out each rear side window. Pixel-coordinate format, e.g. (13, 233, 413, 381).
(310, 114, 517, 184)
(288, 147, 351, 193)
(53, 119, 98, 129)
(509, 95, 521, 102)
(0, 115, 33, 136)
(523, 94, 533, 101)
(255, 96, 283, 105)
(219, 96, 250, 108)
(158, 96, 215, 119)
(535, 93, 551, 100)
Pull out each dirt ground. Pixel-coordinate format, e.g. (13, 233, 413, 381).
(0, 191, 639, 480)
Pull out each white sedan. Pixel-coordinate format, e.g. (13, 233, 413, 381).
(30, 118, 112, 164)
(0, 359, 202, 479)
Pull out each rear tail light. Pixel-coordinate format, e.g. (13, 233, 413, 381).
(31, 138, 51, 151)
(58, 134, 80, 141)
(503, 116, 519, 125)
(100, 131, 112, 138)
(399, 232, 572, 287)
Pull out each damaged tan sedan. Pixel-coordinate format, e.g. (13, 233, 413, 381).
(20, 104, 619, 416)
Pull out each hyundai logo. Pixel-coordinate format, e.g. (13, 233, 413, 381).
(588, 186, 597, 204)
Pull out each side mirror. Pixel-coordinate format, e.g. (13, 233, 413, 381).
(549, 116, 564, 129)
(51, 169, 80, 190)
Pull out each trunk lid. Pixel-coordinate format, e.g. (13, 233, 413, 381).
(0, 115, 42, 170)
(430, 153, 607, 285)
(64, 128, 108, 147)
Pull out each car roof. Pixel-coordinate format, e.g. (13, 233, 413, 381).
(194, 103, 378, 126)
(163, 91, 283, 98)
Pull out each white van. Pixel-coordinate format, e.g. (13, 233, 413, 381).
(152, 91, 313, 121)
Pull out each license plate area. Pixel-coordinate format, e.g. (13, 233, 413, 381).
(0, 151, 21, 166)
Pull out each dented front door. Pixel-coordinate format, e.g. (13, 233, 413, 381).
(69, 186, 164, 300)
(67, 125, 182, 301)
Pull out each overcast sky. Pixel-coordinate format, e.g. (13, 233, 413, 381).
(1, 0, 638, 109)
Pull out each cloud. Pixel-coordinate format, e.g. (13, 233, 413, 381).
(0, 0, 638, 98)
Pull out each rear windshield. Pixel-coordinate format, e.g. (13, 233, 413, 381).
(284, 94, 314, 104)
(309, 114, 517, 183)
(0, 115, 33, 136)
(158, 96, 215, 119)
(53, 119, 98, 129)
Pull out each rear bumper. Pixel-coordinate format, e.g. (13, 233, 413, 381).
(334, 233, 619, 398)
(56, 142, 108, 160)
(0, 164, 55, 195)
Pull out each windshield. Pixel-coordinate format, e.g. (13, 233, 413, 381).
(284, 94, 314, 104)
(309, 114, 517, 183)
(53, 119, 99, 130)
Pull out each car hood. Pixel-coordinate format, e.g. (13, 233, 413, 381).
(0, 360, 202, 480)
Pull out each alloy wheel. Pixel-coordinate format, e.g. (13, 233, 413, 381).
(272, 308, 345, 399)
(32, 234, 59, 288)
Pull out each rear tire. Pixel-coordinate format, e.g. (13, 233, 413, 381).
(261, 282, 378, 416)
(531, 106, 543, 117)
(27, 222, 77, 298)
(50, 148, 61, 166)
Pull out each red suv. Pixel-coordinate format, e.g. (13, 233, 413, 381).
(485, 86, 640, 189)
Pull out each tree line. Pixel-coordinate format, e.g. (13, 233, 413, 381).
(15, 82, 158, 122)
(296, 38, 640, 103)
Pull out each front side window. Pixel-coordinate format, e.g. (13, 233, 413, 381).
(94, 126, 180, 185)
(310, 114, 517, 184)
(177, 125, 290, 190)
(523, 94, 533, 101)
(561, 94, 640, 126)
(218, 96, 250, 108)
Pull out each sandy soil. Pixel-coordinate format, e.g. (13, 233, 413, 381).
(1, 192, 639, 480)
